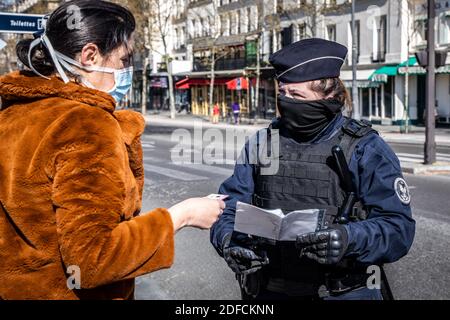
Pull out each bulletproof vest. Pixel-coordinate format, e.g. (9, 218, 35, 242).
(252, 117, 377, 293)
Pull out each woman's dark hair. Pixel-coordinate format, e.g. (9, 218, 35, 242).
(16, 0, 135, 76)
(310, 78, 352, 111)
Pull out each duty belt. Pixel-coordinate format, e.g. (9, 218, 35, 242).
(265, 272, 370, 297)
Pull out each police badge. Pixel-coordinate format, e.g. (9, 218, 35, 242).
(394, 177, 411, 205)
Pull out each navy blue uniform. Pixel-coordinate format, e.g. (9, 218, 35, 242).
(210, 113, 416, 266)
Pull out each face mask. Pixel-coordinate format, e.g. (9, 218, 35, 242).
(54, 51, 133, 104)
(277, 95, 343, 142)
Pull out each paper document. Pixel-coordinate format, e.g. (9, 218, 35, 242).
(234, 202, 325, 242)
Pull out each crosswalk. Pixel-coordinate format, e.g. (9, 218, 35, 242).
(143, 161, 233, 183)
(140, 138, 450, 183)
(141, 137, 235, 183)
(396, 153, 450, 164)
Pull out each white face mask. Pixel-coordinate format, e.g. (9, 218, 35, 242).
(55, 52, 133, 104)
(27, 32, 133, 104)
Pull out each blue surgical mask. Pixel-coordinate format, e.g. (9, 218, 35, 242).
(53, 51, 133, 104)
(26, 30, 133, 104)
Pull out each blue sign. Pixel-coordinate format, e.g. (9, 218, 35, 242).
(0, 12, 45, 34)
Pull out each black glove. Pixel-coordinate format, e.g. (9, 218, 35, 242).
(222, 233, 269, 275)
(296, 225, 349, 265)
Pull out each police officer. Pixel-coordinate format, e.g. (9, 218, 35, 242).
(210, 38, 416, 300)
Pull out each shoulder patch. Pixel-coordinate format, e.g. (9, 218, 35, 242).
(394, 177, 411, 205)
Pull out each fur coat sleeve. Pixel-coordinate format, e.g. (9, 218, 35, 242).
(47, 106, 174, 289)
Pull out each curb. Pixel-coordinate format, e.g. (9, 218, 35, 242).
(401, 162, 450, 175)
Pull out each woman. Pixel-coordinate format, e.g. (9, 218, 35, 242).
(212, 103, 220, 124)
(0, 0, 223, 300)
(211, 38, 415, 300)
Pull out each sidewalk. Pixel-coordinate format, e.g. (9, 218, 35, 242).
(144, 112, 450, 174)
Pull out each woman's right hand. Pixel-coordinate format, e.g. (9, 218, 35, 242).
(168, 197, 225, 232)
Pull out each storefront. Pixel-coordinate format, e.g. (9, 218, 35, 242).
(398, 56, 450, 125)
(367, 65, 398, 124)
(175, 76, 251, 119)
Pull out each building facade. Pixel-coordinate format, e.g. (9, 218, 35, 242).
(148, 0, 450, 125)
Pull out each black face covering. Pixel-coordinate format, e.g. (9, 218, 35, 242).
(278, 95, 343, 142)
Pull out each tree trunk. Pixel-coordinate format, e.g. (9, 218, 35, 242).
(208, 46, 216, 120)
(141, 56, 149, 115)
(254, 35, 261, 121)
(165, 56, 176, 119)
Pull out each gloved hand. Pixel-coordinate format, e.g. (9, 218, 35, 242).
(222, 233, 269, 275)
(296, 224, 348, 265)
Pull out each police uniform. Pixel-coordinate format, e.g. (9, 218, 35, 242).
(210, 39, 416, 300)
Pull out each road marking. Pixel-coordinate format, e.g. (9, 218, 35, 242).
(144, 164, 208, 181)
(180, 163, 233, 176)
(142, 143, 155, 149)
(144, 158, 233, 177)
(398, 157, 423, 164)
(397, 152, 450, 163)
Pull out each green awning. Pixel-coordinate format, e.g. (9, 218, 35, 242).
(397, 56, 425, 75)
(369, 65, 398, 83)
(398, 56, 417, 67)
(397, 56, 450, 74)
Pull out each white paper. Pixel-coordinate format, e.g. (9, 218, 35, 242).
(234, 202, 324, 241)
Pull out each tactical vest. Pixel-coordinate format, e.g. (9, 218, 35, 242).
(251, 117, 377, 295)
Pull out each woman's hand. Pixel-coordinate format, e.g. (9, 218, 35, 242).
(168, 197, 225, 232)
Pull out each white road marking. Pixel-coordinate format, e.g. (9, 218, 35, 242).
(396, 153, 450, 162)
(144, 164, 208, 181)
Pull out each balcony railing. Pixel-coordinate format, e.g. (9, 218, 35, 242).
(194, 58, 254, 72)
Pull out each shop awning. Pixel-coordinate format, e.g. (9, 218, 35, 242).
(175, 78, 190, 89)
(369, 65, 398, 83)
(226, 77, 249, 90)
(397, 55, 450, 74)
(340, 69, 380, 88)
(397, 56, 425, 75)
(175, 77, 233, 89)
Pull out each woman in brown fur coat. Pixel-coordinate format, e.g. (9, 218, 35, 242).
(0, 0, 224, 300)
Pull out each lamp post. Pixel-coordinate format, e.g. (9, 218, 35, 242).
(351, 0, 360, 120)
(425, 0, 436, 164)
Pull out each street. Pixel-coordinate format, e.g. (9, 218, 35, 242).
(135, 125, 450, 300)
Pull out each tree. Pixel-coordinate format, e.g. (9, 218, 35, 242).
(190, 1, 234, 120)
(280, 0, 350, 38)
(123, 0, 177, 118)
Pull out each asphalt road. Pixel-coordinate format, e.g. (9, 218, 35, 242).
(134, 127, 450, 300)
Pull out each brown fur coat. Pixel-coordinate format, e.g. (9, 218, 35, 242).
(0, 71, 174, 300)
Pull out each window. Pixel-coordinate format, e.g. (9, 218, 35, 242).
(230, 12, 235, 35)
(326, 24, 336, 42)
(362, 88, 370, 117)
(181, 26, 186, 45)
(298, 23, 307, 40)
(384, 77, 394, 118)
(439, 15, 450, 44)
(415, 18, 427, 45)
(246, 7, 251, 33)
(281, 25, 294, 47)
(373, 15, 386, 62)
(236, 11, 241, 34)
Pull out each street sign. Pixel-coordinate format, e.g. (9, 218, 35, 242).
(0, 12, 45, 34)
(0, 38, 6, 50)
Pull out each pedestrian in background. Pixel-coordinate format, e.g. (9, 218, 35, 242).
(212, 103, 220, 124)
(232, 101, 240, 124)
(0, 0, 223, 300)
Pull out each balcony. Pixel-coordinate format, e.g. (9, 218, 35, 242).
(193, 57, 262, 72)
